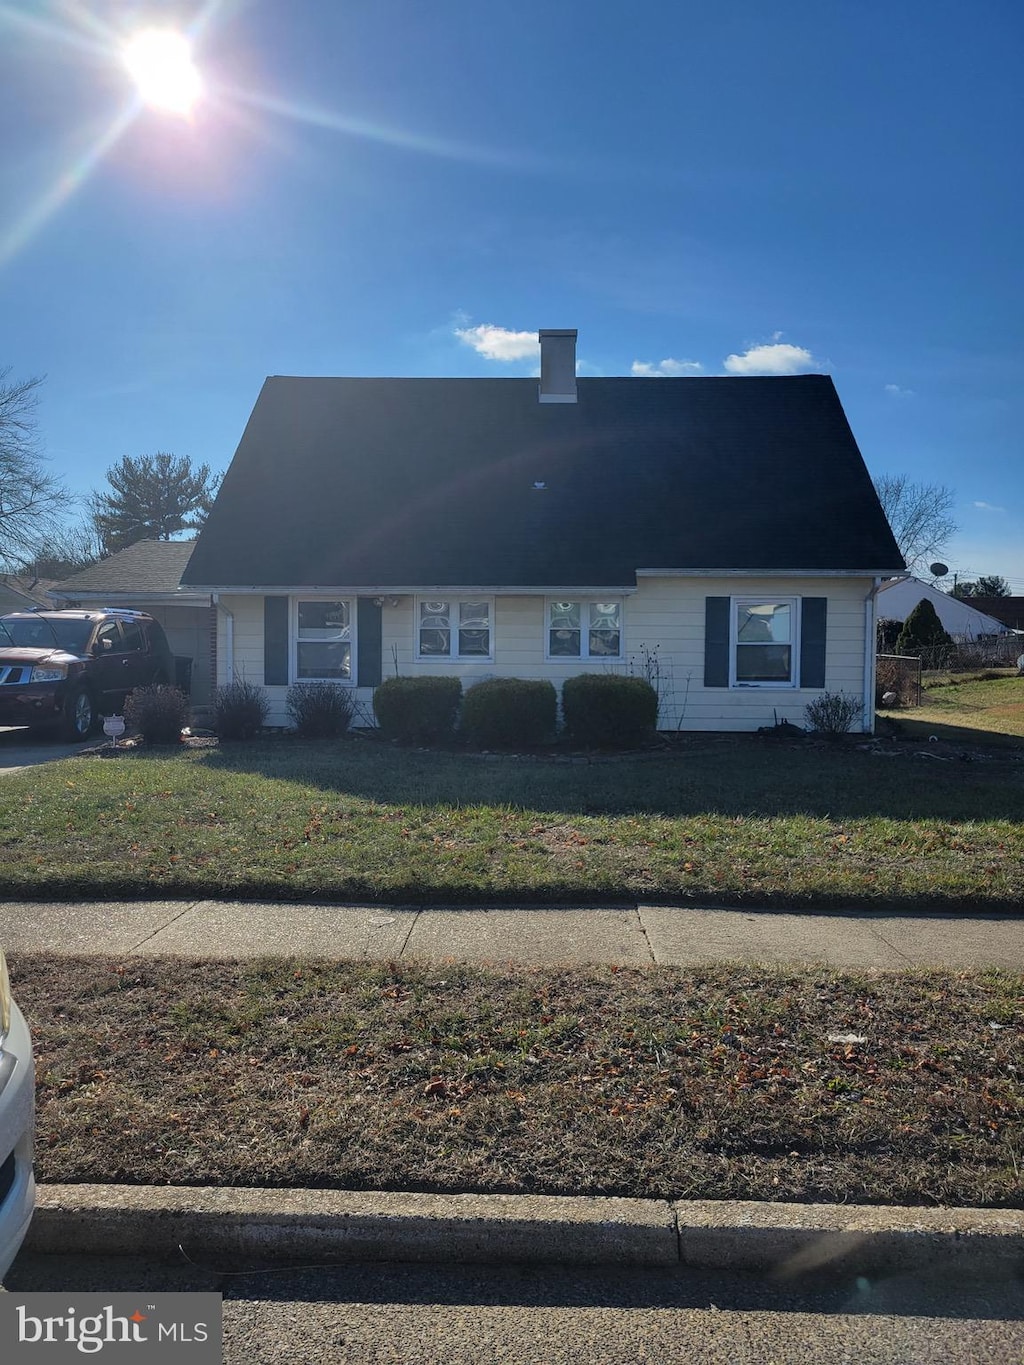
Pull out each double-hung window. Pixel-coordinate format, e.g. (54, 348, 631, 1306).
(295, 599, 353, 681)
(547, 599, 622, 660)
(732, 598, 796, 686)
(417, 598, 492, 661)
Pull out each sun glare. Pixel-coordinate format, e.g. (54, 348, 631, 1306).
(123, 30, 201, 116)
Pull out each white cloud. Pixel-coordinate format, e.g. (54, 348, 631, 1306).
(973, 500, 1006, 513)
(723, 343, 818, 376)
(454, 323, 539, 362)
(884, 383, 915, 397)
(631, 358, 703, 377)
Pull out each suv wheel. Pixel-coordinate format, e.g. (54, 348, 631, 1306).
(62, 687, 95, 741)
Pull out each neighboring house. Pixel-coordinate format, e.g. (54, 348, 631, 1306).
(0, 576, 55, 614)
(182, 330, 905, 732)
(960, 596, 1024, 633)
(48, 540, 216, 707)
(876, 578, 1013, 640)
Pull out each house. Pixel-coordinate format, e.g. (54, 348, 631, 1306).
(0, 575, 55, 614)
(959, 596, 1024, 633)
(182, 330, 905, 732)
(48, 540, 216, 707)
(876, 577, 1013, 641)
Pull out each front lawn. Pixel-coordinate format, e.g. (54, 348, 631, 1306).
(0, 735, 1022, 908)
(14, 956, 1022, 1208)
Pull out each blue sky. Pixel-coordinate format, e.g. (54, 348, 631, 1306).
(1, 1, 1021, 583)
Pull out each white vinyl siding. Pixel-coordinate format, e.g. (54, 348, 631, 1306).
(219, 575, 873, 731)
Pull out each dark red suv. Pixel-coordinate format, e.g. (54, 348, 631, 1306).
(0, 609, 176, 740)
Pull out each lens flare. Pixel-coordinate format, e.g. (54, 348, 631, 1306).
(123, 29, 201, 116)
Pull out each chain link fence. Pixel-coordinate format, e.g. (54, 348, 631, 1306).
(876, 654, 922, 707)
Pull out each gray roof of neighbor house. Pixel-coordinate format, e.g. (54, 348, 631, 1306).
(0, 576, 56, 610)
(50, 540, 199, 597)
(182, 375, 905, 589)
(966, 597, 1024, 631)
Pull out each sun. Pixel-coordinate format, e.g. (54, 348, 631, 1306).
(123, 30, 201, 117)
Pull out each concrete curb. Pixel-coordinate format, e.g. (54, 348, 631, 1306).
(26, 1185, 1024, 1276)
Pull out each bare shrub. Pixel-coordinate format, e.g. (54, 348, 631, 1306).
(804, 692, 862, 739)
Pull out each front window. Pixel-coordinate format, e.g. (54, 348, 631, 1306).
(733, 599, 795, 685)
(417, 599, 492, 660)
(547, 600, 622, 659)
(296, 599, 351, 680)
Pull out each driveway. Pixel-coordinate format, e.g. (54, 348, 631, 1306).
(0, 727, 95, 774)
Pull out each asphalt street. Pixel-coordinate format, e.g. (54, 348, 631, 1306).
(7, 1252, 1024, 1363)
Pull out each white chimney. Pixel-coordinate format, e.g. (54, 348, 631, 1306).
(538, 328, 577, 403)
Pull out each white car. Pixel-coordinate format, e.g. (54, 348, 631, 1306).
(0, 947, 34, 1281)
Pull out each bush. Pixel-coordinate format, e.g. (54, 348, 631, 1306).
(561, 674, 658, 749)
(896, 599, 953, 666)
(876, 617, 902, 653)
(373, 676, 462, 745)
(286, 682, 353, 739)
(459, 678, 556, 749)
(804, 691, 862, 739)
(214, 680, 269, 740)
(124, 684, 189, 745)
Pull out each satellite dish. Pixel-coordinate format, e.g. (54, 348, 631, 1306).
(929, 563, 949, 577)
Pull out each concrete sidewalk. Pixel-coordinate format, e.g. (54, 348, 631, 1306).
(9, 899, 1024, 1280)
(0, 899, 1022, 969)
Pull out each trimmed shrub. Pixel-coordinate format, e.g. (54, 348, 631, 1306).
(561, 674, 658, 749)
(124, 684, 189, 745)
(214, 680, 269, 740)
(896, 599, 953, 667)
(286, 682, 353, 739)
(804, 691, 862, 739)
(373, 676, 463, 745)
(459, 677, 556, 749)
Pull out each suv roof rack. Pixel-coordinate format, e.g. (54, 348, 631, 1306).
(16, 607, 152, 619)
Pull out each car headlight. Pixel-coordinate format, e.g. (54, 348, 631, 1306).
(30, 666, 66, 683)
(0, 949, 10, 1048)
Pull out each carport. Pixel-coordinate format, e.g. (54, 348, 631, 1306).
(47, 541, 216, 711)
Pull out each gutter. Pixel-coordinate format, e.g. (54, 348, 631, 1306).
(865, 573, 912, 730)
(213, 594, 234, 684)
(863, 579, 883, 732)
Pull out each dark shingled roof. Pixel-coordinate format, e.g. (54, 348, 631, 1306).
(51, 540, 199, 596)
(182, 375, 904, 589)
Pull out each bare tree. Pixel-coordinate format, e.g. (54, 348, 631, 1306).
(873, 474, 958, 574)
(0, 368, 67, 568)
(17, 520, 105, 580)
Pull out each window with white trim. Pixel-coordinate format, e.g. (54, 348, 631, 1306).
(732, 598, 797, 686)
(546, 599, 622, 660)
(417, 598, 492, 660)
(294, 599, 353, 681)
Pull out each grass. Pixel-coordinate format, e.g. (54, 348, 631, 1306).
(879, 670, 1024, 745)
(0, 733, 1022, 908)
(12, 955, 1022, 1208)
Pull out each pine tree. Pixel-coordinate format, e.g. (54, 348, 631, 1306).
(895, 598, 952, 663)
(89, 453, 221, 553)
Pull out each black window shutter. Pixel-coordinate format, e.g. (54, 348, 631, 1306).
(800, 597, 827, 689)
(264, 596, 289, 685)
(704, 597, 731, 688)
(357, 598, 383, 688)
